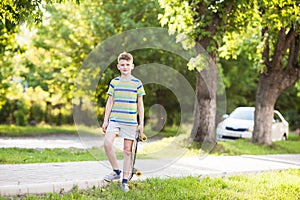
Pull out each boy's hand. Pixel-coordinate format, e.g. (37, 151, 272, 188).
(137, 125, 147, 142)
(102, 121, 109, 133)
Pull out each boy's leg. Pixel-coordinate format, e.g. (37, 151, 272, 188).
(122, 138, 134, 180)
(104, 132, 119, 170)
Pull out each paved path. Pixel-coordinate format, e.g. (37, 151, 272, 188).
(1, 154, 300, 197)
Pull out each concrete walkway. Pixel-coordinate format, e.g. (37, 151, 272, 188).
(1, 154, 300, 197)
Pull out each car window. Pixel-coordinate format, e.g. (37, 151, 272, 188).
(230, 109, 254, 120)
(273, 112, 282, 123)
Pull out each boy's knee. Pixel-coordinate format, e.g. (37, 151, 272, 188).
(123, 149, 132, 157)
(104, 139, 112, 149)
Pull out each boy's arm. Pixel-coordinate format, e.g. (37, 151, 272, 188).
(137, 95, 144, 135)
(102, 95, 114, 133)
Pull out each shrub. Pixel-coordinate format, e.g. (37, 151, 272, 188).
(13, 99, 29, 126)
(31, 103, 44, 123)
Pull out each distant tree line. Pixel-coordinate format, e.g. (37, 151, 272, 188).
(0, 0, 299, 144)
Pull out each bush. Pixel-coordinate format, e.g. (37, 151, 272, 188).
(284, 110, 300, 131)
(0, 101, 10, 123)
(31, 103, 44, 123)
(13, 99, 29, 126)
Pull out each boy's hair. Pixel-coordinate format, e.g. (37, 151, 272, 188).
(118, 52, 133, 63)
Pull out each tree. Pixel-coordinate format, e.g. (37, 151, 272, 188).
(222, 1, 300, 144)
(2, 0, 176, 126)
(0, 0, 80, 54)
(0, 0, 80, 121)
(159, 0, 300, 146)
(158, 0, 245, 144)
(252, 0, 300, 145)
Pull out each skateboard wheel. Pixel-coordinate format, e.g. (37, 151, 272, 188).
(139, 134, 147, 142)
(135, 170, 142, 177)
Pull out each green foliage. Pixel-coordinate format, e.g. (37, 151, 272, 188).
(30, 103, 44, 123)
(0, 0, 197, 128)
(159, 0, 300, 139)
(0, 0, 41, 54)
(0, 0, 81, 54)
(221, 0, 300, 73)
(219, 54, 258, 112)
(158, 0, 252, 53)
(1, 0, 299, 131)
(0, 51, 14, 110)
(258, 0, 299, 32)
(158, 1, 193, 30)
(219, 25, 264, 71)
(0, 101, 11, 123)
(276, 87, 300, 130)
(13, 99, 29, 126)
(0, 0, 167, 126)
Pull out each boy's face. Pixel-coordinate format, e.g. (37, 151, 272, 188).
(117, 59, 134, 76)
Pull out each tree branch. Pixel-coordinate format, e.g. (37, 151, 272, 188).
(281, 32, 300, 90)
(272, 27, 286, 69)
(286, 32, 300, 71)
(284, 27, 297, 51)
(262, 27, 270, 68)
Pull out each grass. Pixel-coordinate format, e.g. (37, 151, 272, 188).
(3, 169, 300, 200)
(0, 147, 129, 164)
(210, 133, 300, 155)
(0, 124, 187, 138)
(1, 126, 300, 199)
(0, 124, 300, 164)
(0, 133, 300, 164)
(0, 124, 78, 137)
(0, 148, 95, 164)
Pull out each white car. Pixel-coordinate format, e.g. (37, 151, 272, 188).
(216, 107, 289, 141)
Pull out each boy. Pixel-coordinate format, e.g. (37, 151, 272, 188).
(102, 52, 145, 192)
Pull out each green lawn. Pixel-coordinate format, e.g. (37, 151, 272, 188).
(210, 133, 300, 155)
(0, 124, 184, 137)
(0, 124, 78, 137)
(0, 148, 95, 164)
(0, 132, 299, 164)
(3, 169, 299, 200)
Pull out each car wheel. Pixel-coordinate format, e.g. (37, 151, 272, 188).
(281, 134, 287, 141)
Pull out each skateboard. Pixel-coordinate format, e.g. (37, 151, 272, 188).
(128, 131, 147, 181)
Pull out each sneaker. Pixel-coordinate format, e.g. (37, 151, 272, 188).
(121, 183, 129, 192)
(104, 171, 121, 182)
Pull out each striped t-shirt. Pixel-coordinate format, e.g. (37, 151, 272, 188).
(108, 76, 145, 125)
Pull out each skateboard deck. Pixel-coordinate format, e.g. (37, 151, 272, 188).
(128, 131, 147, 181)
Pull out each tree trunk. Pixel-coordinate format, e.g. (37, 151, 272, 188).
(253, 28, 300, 145)
(189, 1, 233, 145)
(191, 61, 218, 144)
(44, 101, 51, 123)
(56, 104, 62, 126)
(253, 74, 279, 145)
(153, 89, 165, 131)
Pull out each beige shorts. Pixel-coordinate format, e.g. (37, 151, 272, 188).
(106, 122, 138, 140)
